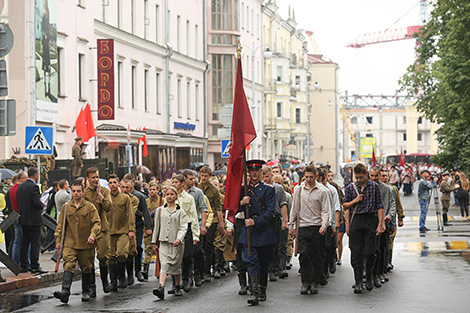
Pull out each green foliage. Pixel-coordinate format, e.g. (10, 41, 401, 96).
(400, 0, 470, 173)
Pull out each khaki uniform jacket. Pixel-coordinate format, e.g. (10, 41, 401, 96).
(440, 181, 454, 201)
(109, 191, 135, 235)
(147, 196, 164, 213)
(128, 193, 139, 214)
(198, 182, 222, 223)
(84, 186, 112, 231)
(71, 145, 82, 167)
(55, 200, 101, 249)
(204, 195, 214, 227)
(389, 184, 405, 222)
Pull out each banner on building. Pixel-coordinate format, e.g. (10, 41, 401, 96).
(97, 39, 115, 120)
(359, 137, 377, 159)
(35, 0, 58, 123)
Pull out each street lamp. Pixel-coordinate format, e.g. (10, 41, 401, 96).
(243, 43, 272, 159)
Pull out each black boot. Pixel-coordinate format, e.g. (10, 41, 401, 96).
(109, 263, 118, 292)
(117, 262, 128, 289)
(353, 267, 363, 294)
(167, 275, 176, 294)
(194, 270, 202, 287)
(443, 213, 449, 225)
(142, 263, 149, 281)
(238, 273, 248, 295)
(153, 285, 165, 300)
(214, 250, 223, 279)
(182, 278, 191, 292)
(89, 268, 97, 298)
(54, 270, 74, 303)
(100, 265, 111, 293)
(135, 254, 144, 282)
(174, 284, 183, 296)
(126, 258, 134, 286)
(247, 274, 259, 306)
(81, 272, 92, 302)
(259, 273, 268, 301)
(373, 275, 382, 288)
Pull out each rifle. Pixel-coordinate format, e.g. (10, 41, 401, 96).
(55, 204, 68, 272)
(154, 207, 161, 277)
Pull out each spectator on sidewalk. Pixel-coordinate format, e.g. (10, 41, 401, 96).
(54, 179, 71, 217)
(417, 170, 438, 232)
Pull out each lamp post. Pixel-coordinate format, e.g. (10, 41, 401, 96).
(244, 43, 272, 159)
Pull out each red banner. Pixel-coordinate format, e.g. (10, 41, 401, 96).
(97, 39, 115, 120)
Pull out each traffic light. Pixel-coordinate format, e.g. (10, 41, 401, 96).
(0, 60, 7, 97)
(0, 99, 15, 136)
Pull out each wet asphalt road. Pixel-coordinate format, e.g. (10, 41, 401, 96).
(3, 190, 470, 313)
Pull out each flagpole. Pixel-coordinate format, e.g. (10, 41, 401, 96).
(238, 41, 251, 256)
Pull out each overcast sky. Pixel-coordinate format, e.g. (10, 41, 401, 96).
(275, 0, 428, 96)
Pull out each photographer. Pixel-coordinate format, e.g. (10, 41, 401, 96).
(417, 170, 438, 232)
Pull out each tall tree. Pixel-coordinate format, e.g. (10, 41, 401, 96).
(400, 0, 470, 172)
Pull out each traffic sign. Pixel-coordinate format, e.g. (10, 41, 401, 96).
(217, 127, 231, 139)
(25, 126, 53, 155)
(221, 140, 230, 158)
(218, 104, 233, 128)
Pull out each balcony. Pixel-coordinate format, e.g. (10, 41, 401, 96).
(289, 53, 297, 68)
(264, 79, 277, 94)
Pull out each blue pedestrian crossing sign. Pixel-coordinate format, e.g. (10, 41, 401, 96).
(25, 126, 53, 155)
(221, 140, 230, 158)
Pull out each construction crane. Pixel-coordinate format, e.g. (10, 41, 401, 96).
(346, 0, 428, 50)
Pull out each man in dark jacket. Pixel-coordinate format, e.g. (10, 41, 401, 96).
(17, 167, 47, 274)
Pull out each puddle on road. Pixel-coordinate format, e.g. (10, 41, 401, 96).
(405, 241, 470, 263)
(0, 294, 50, 312)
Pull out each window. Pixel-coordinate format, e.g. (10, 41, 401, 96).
(276, 102, 282, 118)
(366, 133, 373, 137)
(177, 77, 182, 117)
(276, 66, 282, 82)
(78, 53, 86, 100)
(144, 69, 149, 112)
(58, 47, 65, 97)
(403, 133, 407, 141)
(186, 20, 190, 56)
(212, 54, 234, 120)
(177, 16, 181, 51)
(351, 116, 357, 124)
(156, 72, 161, 114)
(155, 5, 160, 44)
(131, 0, 136, 34)
(187, 81, 191, 119)
(295, 75, 300, 86)
(211, 0, 239, 31)
(195, 83, 200, 120)
(295, 108, 301, 123)
(366, 116, 373, 124)
(144, 0, 149, 39)
(131, 65, 136, 109)
(246, 6, 249, 31)
(241, 2, 244, 29)
(403, 116, 406, 124)
(117, 61, 123, 108)
(195, 25, 199, 59)
(251, 9, 253, 34)
(418, 117, 423, 124)
(418, 133, 422, 141)
(77, 0, 85, 7)
(118, 0, 123, 28)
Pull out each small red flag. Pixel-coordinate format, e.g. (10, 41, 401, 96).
(75, 107, 87, 140)
(138, 128, 148, 157)
(84, 103, 96, 141)
(224, 57, 257, 223)
(371, 148, 377, 166)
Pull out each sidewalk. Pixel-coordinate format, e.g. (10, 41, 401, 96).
(0, 251, 81, 294)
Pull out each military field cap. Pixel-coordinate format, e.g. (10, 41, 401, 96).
(246, 159, 266, 169)
(75, 136, 82, 141)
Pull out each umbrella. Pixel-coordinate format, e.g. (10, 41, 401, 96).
(188, 162, 208, 171)
(0, 168, 17, 180)
(266, 159, 280, 167)
(316, 162, 326, 166)
(99, 179, 109, 188)
(212, 169, 227, 176)
(291, 160, 300, 164)
(137, 165, 152, 174)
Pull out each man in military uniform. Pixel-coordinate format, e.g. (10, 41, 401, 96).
(120, 179, 140, 286)
(238, 160, 277, 306)
(144, 182, 163, 279)
(108, 175, 135, 291)
(84, 167, 112, 296)
(54, 181, 101, 303)
(72, 137, 84, 180)
(440, 172, 453, 226)
(122, 173, 153, 283)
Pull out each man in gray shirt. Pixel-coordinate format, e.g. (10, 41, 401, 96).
(418, 170, 438, 232)
(288, 165, 329, 295)
(370, 167, 396, 287)
(54, 179, 71, 216)
(262, 167, 288, 281)
(182, 169, 208, 289)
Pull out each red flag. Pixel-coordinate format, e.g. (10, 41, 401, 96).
(84, 103, 96, 141)
(138, 128, 148, 157)
(371, 148, 377, 166)
(400, 148, 406, 167)
(224, 58, 257, 223)
(75, 107, 87, 140)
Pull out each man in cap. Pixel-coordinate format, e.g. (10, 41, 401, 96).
(418, 169, 438, 232)
(238, 160, 277, 306)
(72, 137, 84, 180)
(439, 172, 453, 226)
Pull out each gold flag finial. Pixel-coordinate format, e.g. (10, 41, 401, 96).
(237, 41, 242, 59)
